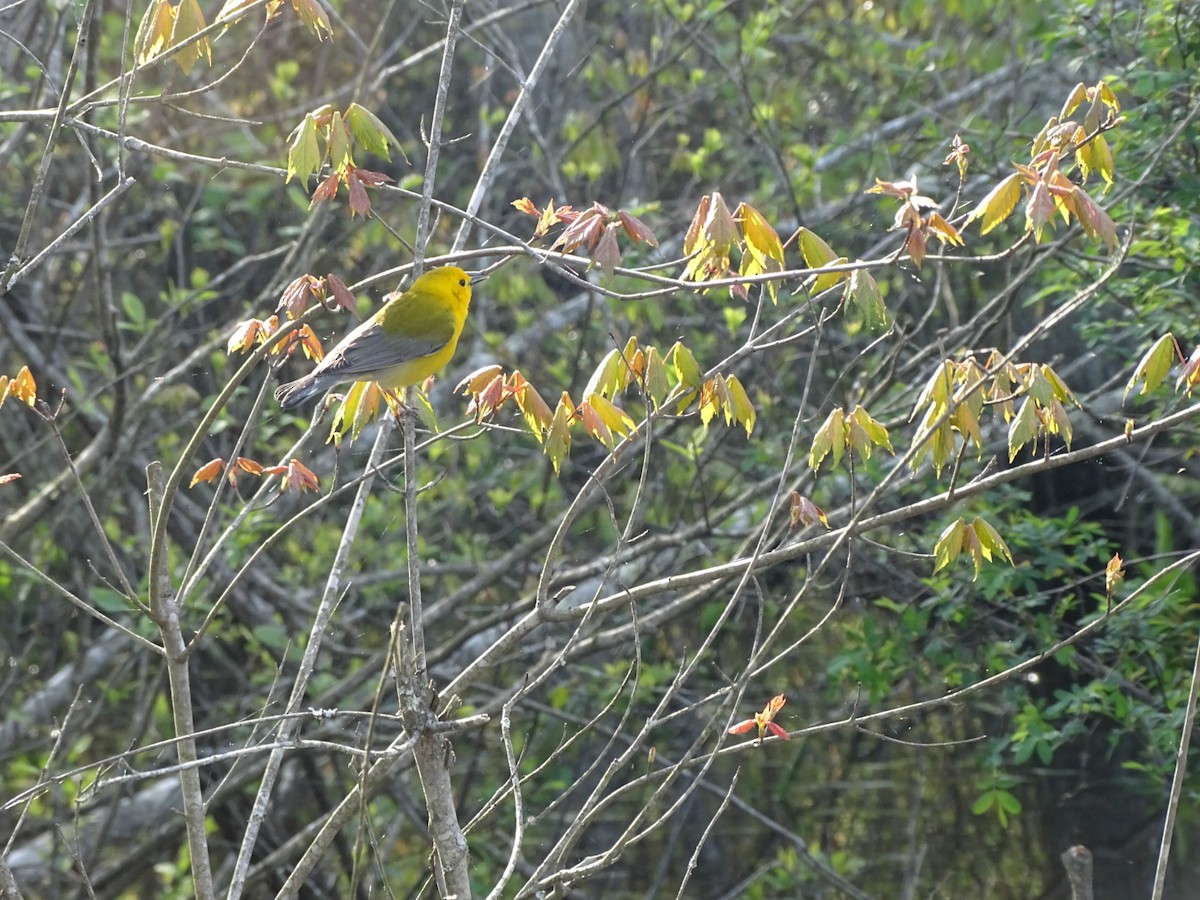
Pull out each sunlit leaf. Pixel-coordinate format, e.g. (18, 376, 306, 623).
(169, 0, 211, 75)
(724, 374, 756, 436)
(808, 407, 846, 471)
(545, 392, 574, 474)
(790, 493, 828, 530)
(967, 173, 1022, 235)
(286, 114, 322, 184)
(345, 103, 400, 160)
(1007, 397, 1039, 461)
(1123, 333, 1179, 400)
(190, 458, 224, 488)
(1105, 552, 1125, 599)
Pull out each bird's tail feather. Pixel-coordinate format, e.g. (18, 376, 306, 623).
(274, 375, 326, 410)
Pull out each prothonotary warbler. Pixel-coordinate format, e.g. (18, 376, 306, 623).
(275, 265, 474, 410)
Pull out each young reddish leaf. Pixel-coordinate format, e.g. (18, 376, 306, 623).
(1124, 333, 1180, 399)
(790, 493, 829, 530)
(933, 518, 966, 575)
(1031, 178, 1064, 241)
(514, 198, 575, 240)
(944, 133, 970, 180)
(1070, 186, 1118, 248)
(554, 205, 606, 253)
(345, 169, 372, 218)
(235, 457, 264, 476)
(467, 372, 507, 421)
(190, 458, 225, 488)
(591, 224, 621, 275)
(325, 274, 356, 312)
(351, 169, 394, 188)
(279, 458, 320, 495)
(728, 694, 788, 743)
(0, 473, 20, 486)
(278, 274, 319, 317)
(1105, 552, 1125, 599)
(617, 210, 658, 247)
(765, 722, 790, 741)
(703, 192, 738, 247)
(310, 172, 340, 207)
(905, 227, 927, 268)
(967, 173, 1022, 235)
(227, 318, 265, 354)
(683, 192, 737, 283)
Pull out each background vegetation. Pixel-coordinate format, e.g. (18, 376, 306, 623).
(2, 0, 1199, 897)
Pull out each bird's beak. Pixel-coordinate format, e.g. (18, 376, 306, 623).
(469, 272, 488, 286)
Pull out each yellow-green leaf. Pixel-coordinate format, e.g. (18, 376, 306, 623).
(546, 392, 574, 474)
(725, 374, 756, 436)
(967, 173, 1022, 235)
(737, 203, 785, 303)
(1007, 396, 1039, 462)
(972, 517, 1014, 568)
(1123, 333, 1178, 399)
(643, 346, 669, 408)
(345, 103, 400, 160)
(933, 518, 966, 574)
(808, 407, 847, 470)
(670, 341, 703, 390)
(584, 347, 627, 400)
(287, 114, 322, 184)
(169, 0, 211, 75)
(587, 393, 637, 441)
(134, 0, 174, 64)
(849, 405, 893, 458)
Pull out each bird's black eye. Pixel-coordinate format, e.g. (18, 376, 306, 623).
(459, 278, 467, 287)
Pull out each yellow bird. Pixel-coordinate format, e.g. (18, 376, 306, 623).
(275, 265, 473, 410)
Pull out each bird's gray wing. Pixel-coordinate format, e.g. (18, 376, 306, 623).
(315, 309, 455, 378)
